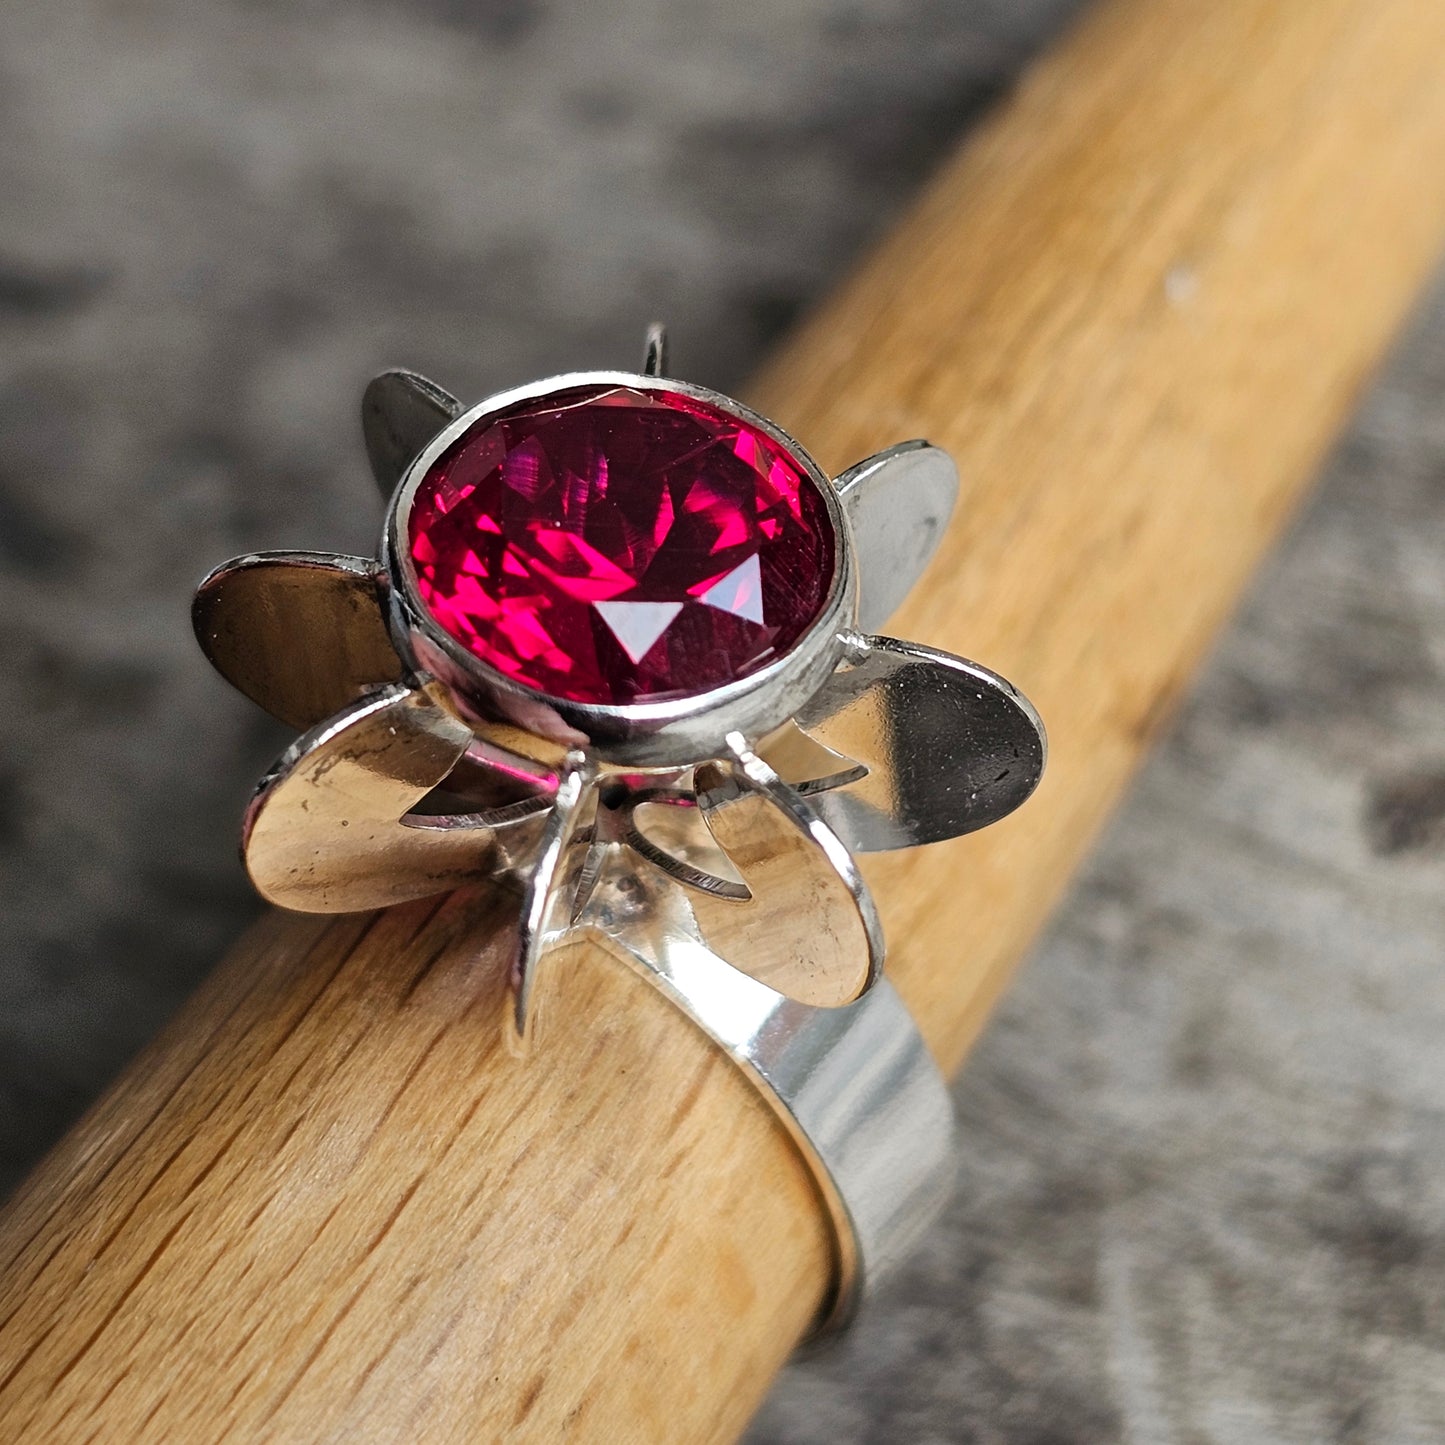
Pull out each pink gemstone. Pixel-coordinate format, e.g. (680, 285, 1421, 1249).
(405, 384, 836, 706)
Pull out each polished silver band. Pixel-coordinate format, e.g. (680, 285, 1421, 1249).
(602, 925, 958, 1337)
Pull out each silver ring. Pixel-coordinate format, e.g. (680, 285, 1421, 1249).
(191, 327, 1044, 1330)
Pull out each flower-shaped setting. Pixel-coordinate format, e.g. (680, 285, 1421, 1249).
(194, 333, 1045, 1042)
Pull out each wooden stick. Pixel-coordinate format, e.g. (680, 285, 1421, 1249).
(5, 0, 1445, 1437)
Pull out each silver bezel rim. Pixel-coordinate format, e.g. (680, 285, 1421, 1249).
(382, 370, 856, 766)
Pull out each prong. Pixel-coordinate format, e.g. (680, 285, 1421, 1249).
(243, 681, 549, 912)
(362, 369, 464, 500)
(642, 323, 669, 377)
(834, 441, 959, 631)
(510, 754, 594, 1047)
(193, 551, 404, 730)
(782, 634, 1046, 853)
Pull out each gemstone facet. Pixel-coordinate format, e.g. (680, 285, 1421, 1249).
(404, 384, 836, 706)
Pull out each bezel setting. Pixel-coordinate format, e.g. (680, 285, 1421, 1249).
(381, 370, 857, 768)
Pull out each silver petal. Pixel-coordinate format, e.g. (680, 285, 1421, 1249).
(243, 680, 549, 913)
(679, 736, 884, 1006)
(362, 368, 463, 500)
(574, 750, 884, 1011)
(193, 551, 404, 730)
(782, 634, 1046, 853)
(834, 441, 959, 631)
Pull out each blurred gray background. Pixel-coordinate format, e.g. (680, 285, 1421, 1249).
(3, 1, 1444, 1440)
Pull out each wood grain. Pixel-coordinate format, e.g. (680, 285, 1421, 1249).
(0, 899, 829, 1441)
(5, 0, 1445, 1438)
(750, 0, 1445, 1075)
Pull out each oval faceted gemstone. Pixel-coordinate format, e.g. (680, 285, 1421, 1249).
(405, 384, 836, 706)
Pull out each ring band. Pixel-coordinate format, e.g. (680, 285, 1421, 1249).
(645, 955, 954, 1336)
(582, 870, 957, 1337)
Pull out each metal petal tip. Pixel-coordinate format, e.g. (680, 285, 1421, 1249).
(192, 551, 404, 730)
(642, 323, 669, 377)
(362, 368, 463, 499)
(243, 681, 550, 914)
(834, 441, 960, 632)
(777, 634, 1046, 853)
